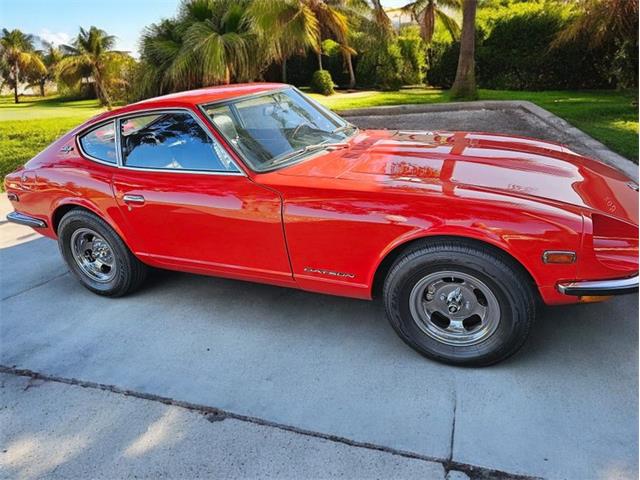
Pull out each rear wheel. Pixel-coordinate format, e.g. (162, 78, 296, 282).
(383, 239, 535, 366)
(58, 209, 147, 297)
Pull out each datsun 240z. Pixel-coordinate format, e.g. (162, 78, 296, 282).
(5, 84, 638, 366)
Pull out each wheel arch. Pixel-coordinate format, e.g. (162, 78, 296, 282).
(51, 200, 127, 241)
(370, 234, 539, 300)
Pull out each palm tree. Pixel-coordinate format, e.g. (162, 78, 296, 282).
(401, 0, 460, 44)
(138, 0, 258, 97)
(368, 0, 393, 34)
(178, 0, 256, 85)
(29, 41, 63, 96)
(57, 26, 126, 108)
(324, 0, 366, 88)
(449, 0, 477, 99)
(554, 0, 637, 49)
(0, 29, 46, 103)
(307, 0, 350, 72)
(251, 0, 356, 86)
(138, 19, 186, 96)
(249, 0, 320, 84)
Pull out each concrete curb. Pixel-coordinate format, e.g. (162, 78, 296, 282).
(341, 100, 638, 181)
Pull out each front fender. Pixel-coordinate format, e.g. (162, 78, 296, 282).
(365, 196, 584, 305)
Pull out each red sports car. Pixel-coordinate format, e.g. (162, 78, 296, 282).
(5, 83, 638, 366)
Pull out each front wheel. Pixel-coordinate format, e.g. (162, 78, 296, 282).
(383, 239, 535, 366)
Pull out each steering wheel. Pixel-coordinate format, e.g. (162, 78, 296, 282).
(289, 121, 313, 140)
(139, 132, 160, 145)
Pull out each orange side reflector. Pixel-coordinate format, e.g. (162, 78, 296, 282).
(579, 295, 613, 303)
(543, 251, 576, 264)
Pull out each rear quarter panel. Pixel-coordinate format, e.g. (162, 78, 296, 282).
(4, 131, 129, 245)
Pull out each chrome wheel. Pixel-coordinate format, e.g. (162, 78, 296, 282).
(70, 228, 117, 283)
(409, 271, 500, 346)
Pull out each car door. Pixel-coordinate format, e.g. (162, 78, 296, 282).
(111, 109, 292, 286)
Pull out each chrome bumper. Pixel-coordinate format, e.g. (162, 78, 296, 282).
(558, 275, 639, 296)
(6, 212, 47, 228)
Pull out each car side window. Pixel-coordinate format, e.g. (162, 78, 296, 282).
(79, 121, 117, 164)
(120, 112, 239, 173)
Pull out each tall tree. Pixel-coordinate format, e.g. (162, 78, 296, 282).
(402, 0, 460, 44)
(178, 0, 255, 85)
(369, 0, 393, 34)
(138, 0, 256, 96)
(326, 0, 362, 88)
(554, 0, 637, 48)
(29, 41, 63, 96)
(249, 0, 320, 83)
(0, 29, 46, 103)
(449, 0, 477, 100)
(57, 26, 127, 108)
(138, 19, 186, 96)
(251, 0, 354, 84)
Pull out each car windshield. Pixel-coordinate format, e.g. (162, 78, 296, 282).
(201, 88, 357, 171)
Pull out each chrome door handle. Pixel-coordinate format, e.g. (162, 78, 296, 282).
(123, 194, 145, 205)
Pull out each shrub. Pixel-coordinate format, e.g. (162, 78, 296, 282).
(397, 27, 427, 85)
(311, 70, 335, 95)
(426, 41, 459, 89)
(427, 5, 621, 90)
(355, 39, 403, 91)
(321, 39, 350, 87)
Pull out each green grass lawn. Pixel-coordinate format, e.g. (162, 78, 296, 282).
(310, 88, 639, 163)
(0, 95, 104, 186)
(1, 88, 636, 190)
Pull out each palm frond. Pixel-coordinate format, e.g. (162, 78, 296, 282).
(435, 8, 460, 41)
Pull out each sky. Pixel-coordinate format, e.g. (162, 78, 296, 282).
(1, 0, 409, 56)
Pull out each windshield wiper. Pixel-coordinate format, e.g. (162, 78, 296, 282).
(332, 123, 357, 134)
(269, 142, 350, 167)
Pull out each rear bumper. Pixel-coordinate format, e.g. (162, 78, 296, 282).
(6, 211, 47, 228)
(557, 275, 639, 296)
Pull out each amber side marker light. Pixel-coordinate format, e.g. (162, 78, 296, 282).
(579, 295, 613, 303)
(542, 251, 576, 264)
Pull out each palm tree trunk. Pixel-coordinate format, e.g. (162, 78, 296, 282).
(93, 68, 112, 109)
(345, 51, 356, 89)
(13, 61, 19, 104)
(317, 50, 323, 70)
(282, 59, 287, 83)
(39, 79, 45, 96)
(450, 0, 478, 100)
(421, 1, 435, 43)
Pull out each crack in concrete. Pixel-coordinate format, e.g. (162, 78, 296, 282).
(1, 365, 540, 480)
(1, 271, 69, 301)
(447, 391, 458, 466)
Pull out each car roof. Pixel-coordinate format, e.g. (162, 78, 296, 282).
(133, 82, 287, 107)
(85, 82, 287, 127)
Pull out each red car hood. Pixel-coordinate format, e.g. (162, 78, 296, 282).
(275, 129, 638, 224)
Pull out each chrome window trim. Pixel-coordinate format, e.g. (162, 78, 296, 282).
(198, 86, 290, 111)
(76, 106, 245, 176)
(76, 120, 119, 167)
(115, 117, 124, 167)
(197, 86, 353, 174)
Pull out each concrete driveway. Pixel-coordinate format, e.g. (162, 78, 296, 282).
(1, 108, 638, 480)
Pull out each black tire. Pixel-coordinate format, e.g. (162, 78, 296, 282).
(383, 239, 535, 366)
(57, 209, 147, 297)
